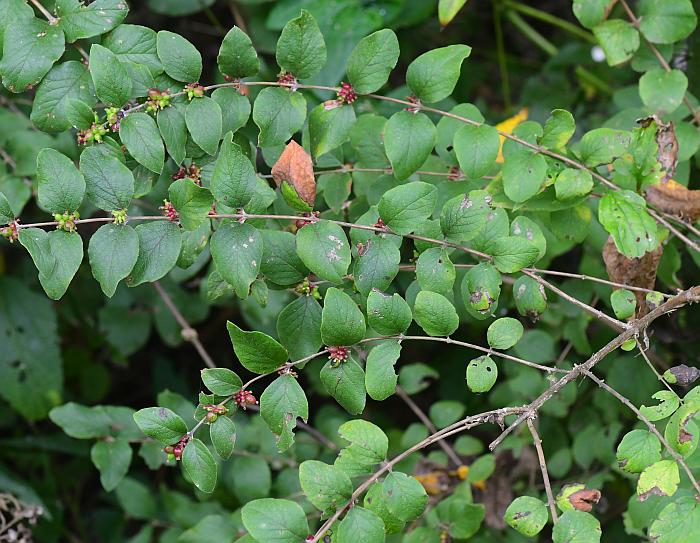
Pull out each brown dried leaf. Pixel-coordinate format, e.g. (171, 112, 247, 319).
(638, 115, 678, 182)
(271, 140, 316, 208)
(646, 179, 700, 222)
(568, 488, 601, 512)
(603, 236, 663, 316)
(667, 364, 700, 387)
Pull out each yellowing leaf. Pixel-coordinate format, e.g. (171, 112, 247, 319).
(439, 0, 469, 27)
(495, 108, 528, 163)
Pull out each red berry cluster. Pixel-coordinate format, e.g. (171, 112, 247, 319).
(328, 346, 349, 367)
(234, 389, 258, 409)
(337, 82, 357, 104)
(172, 162, 202, 185)
(295, 211, 319, 230)
(163, 434, 190, 461)
(1, 220, 18, 243)
(161, 200, 178, 222)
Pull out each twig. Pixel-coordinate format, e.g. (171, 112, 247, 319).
(648, 208, 700, 255)
(152, 281, 216, 369)
(396, 385, 463, 466)
(228, 1, 248, 33)
(637, 345, 676, 394)
(526, 419, 558, 522)
(28, 0, 57, 24)
(489, 285, 700, 450)
(582, 369, 700, 497)
(309, 407, 526, 543)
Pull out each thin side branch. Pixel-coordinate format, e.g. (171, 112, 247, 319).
(526, 419, 558, 522)
(28, 0, 57, 24)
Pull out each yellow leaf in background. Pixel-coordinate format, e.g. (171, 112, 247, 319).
(495, 107, 529, 163)
(438, 0, 469, 27)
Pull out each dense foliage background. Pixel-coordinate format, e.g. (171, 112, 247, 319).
(1, 0, 700, 542)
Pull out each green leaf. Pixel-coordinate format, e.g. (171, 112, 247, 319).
(299, 460, 352, 513)
(616, 429, 662, 473)
(89, 44, 131, 107)
(156, 30, 202, 82)
(454, 123, 499, 179)
(594, 20, 641, 67)
(0, 18, 65, 93)
(19, 229, 83, 300)
(513, 275, 547, 318)
(639, 68, 688, 114)
(490, 237, 540, 273)
(91, 439, 132, 492)
(466, 355, 498, 393)
(378, 181, 437, 235)
(226, 321, 289, 374)
(201, 368, 242, 396)
(598, 190, 659, 258)
(354, 236, 400, 297)
(540, 109, 576, 149)
(649, 497, 700, 543)
(36, 148, 85, 214)
(120, 112, 164, 174)
(414, 291, 459, 337)
(127, 221, 182, 286)
(212, 88, 250, 134)
(638, 0, 697, 44)
(320, 357, 366, 415)
(276, 10, 326, 79)
(253, 87, 307, 147)
(49, 402, 115, 439)
(510, 216, 546, 261)
(502, 144, 547, 203)
(260, 374, 308, 451)
(382, 472, 428, 522)
(573, 0, 616, 28)
(133, 407, 187, 445)
(367, 290, 412, 336)
(210, 131, 257, 209)
(487, 318, 523, 350)
(406, 44, 471, 103)
(210, 222, 262, 298)
(440, 191, 492, 242)
(186, 96, 222, 155)
(504, 496, 548, 537)
(296, 221, 351, 283)
(309, 103, 356, 158)
(364, 483, 405, 534)
(555, 169, 594, 200)
(346, 29, 400, 94)
(261, 230, 307, 286)
(66, 98, 96, 130)
(88, 223, 139, 297)
(366, 341, 401, 401)
(157, 104, 187, 165)
(439, 0, 469, 27)
(337, 507, 385, 543)
(102, 24, 161, 74)
(277, 296, 322, 361)
(437, 498, 485, 539)
(168, 178, 213, 231)
(416, 247, 455, 297)
(30, 61, 95, 132)
(182, 438, 217, 493)
(335, 419, 388, 477)
(56, 0, 128, 42)
(242, 499, 309, 543)
(80, 140, 134, 212)
(664, 403, 699, 457)
(610, 289, 637, 320)
(384, 111, 437, 180)
(210, 416, 236, 460)
(579, 128, 631, 167)
(637, 459, 679, 500)
(552, 510, 601, 543)
(0, 193, 14, 224)
(321, 287, 366, 346)
(217, 26, 259, 79)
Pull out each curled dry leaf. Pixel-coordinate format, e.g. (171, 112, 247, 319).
(568, 488, 602, 512)
(664, 364, 700, 387)
(271, 140, 316, 211)
(638, 115, 678, 182)
(603, 236, 663, 316)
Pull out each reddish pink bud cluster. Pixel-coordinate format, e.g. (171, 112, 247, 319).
(337, 82, 357, 104)
(295, 211, 319, 230)
(1, 220, 19, 243)
(172, 162, 202, 185)
(373, 218, 386, 229)
(328, 346, 349, 366)
(203, 404, 228, 415)
(404, 94, 421, 113)
(164, 434, 190, 461)
(277, 72, 298, 90)
(447, 165, 462, 181)
(234, 389, 258, 409)
(184, 82, 205, 100)
(278, 366, 298, 378)
(161, 200, 178, 221)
